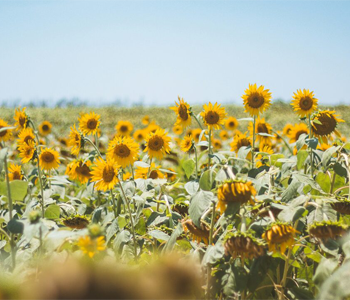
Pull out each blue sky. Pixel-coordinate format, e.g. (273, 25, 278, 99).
(0, 0, 349, 106)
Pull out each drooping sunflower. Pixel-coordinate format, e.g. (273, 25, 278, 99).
(182, 219, 210, 245)
(331, 198, 350, 215)
(248, 117, 272, 144)
(38, 121, 52, 137)
(115, 121, 133, 137)
(17, 127, 35, 146)
(242, 83, 272, 117)
(200, 102, 227, 130)
(217, 180, 256, 212)
(0, 119, 13, 142)
(8, 164, 23, 181)
(262, 223, 299, 254)
(291, 89, 318, 117)
(39, 148, 60, 171)
(18, 140, 36, 163)
(230, 131, 252, 154)
(135, 162, 164, 180)
(13, 107, 28, 129)
(79, 112, 100, 136)
(77, 235, 106, 258)
(170, 96, 192, 128)
(90, 158, 120, 191)
(133, 129, 146, 143)
(63, 215, 89, 229)
(180, 135, 194, 153)
(107, 136, 139, 168)
(311, 110, 344, 144)
(289, 123, 309, 143)
(66, 159, 92, 184)
(219, 130, 229, 141)
(309, 221, 347, 240)
(172, 124, 183, 135)
(68, 124, 82, 156)
(144, 128, 171, 160)
(225, 116, 239, 131)
(142, 115, 150, 125)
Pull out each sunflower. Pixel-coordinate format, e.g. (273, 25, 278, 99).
(291, 89, 318, 117)
(107, 136, 139, 168)
(63, 215, 89, 229)
(145, 121, 160, 134)
(182, 219, 210, 245)
(77, 235, 106, 258)
(66, 159, 92, 184)
(144, 128, 171, 160)
(115, 121, 133, 137)
(8, 164, 23, 181)
(78, 112, 100, 136)
(331, 199, 350, 215)
(309, 221, 347, 240)
(122, 172, 132, 181)
(225, 116, 239, 131)
(230, 131, 252, 154)
(166, 168, 177, 182)
(180, 135, 194, 153)
(38, 120, 52, 137)
(17, 127, 35, 146)
(172, 125, 183, 135)
(282, 124, 294, 138)
(213, 139, 222, 150)
(58, 138, 68, 147)
(0, 119, 13, 142)
(256, 143, 273, 168)
(39, 148, 60, 171)
(311, 110, 344, 144)
(200, 102, 227, 130)
(133, 129, 146, 142)
(18, 140, 36, 163)
(135, 162, 164, 180)
(142, 115, 150, 125)
(262, 223, 299, 253)
(224, 231, 265, 259)
(191, 128, 204, 143)
(217, 180, 256, 212)
(170, 96, 192, 128)
(288, 123, 309, 143)
(14, 107, 28, 129)
(68, 124, 82, 156)
(219, 130, 229, 141)
(317, 143, 331, 151)
(90, 158, 120, 191)
(248, 117, 272, 144)
(242, 83, 272, 117)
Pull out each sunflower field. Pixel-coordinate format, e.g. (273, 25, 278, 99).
(1, 85, 350, 299)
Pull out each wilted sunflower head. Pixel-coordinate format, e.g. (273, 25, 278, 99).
(133, 129, 146, 143)
(65, 159, 92, 184)
(172, 125, 183, 135)
(19, 140, 36, 163)
(200, 102, 227, 130)
(14, 107, 28, 130)
(79, 112, 100, 136)
(0, 119, 13, 142)
(217, 180, 256, 212)
(180, 135, 194, 153)
(8, 164, 23, 181)
(182, 219, 210, 245)
(107, 136, 139, 168)
(38, 121, 52, 137)
(68, 124, 83, 156)
(170, 96, 192, 128)
(144, 128, 171, 160)
(262, 222, 299, 254)
(242, 83, 272, 117)
(291, 89, 318, 117)
(225, 116, 239, 131)
(248, 117, 272, 144)
(309, 221, 347, 240)
(39, 148, 60, 171)
(331, 198, 350, 215)
(63, 215, 89, 229)
(90, 158, 120, 191)
(224, 231, 266, 259)
(115, 121, 133, 137)
(311, 110, 344, 144)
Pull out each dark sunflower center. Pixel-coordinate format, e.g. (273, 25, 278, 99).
(312, 113, 337, 136)
(25, 148, 33, 156)
(24, 136, 34, 144)
(148, 136, 164, 151)
(178, 104, 189, 121)
(120, 125, 128, 132)
(12, 171, 21, 180)
(114, 144, 131, 158)
(257, 123, 268, 134)
(42, 124, 50, 131)
(248, 93, 264, 108)
(205, 111, 220, 125)
(76, 163, 91, 177)
(42, 152, 54, 163)
(102, 166, 115, 183)
(137, 134, 143, 139)
(74, 134, 80, 143)
(19, 116, 26, 127)
(229, 121, 235, 127)
(87, 119, 98, 130)
(0, 126, 7, 137)
(149, 170, 159, 179)
(295, 130, 308, 141)
(299, 97, 313, 110)
(60, 139, 67, 146)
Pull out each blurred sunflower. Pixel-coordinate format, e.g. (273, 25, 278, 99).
(289, 123, 309, 143)
(133, 129, 146, 143)
(242, 83, 272, 117)
(39, 148, 60, 171)
(311, 110, 344, 144)
(14, 107, 28, 129)
(77, 235, 106, 258)
(19, 140, 36, 163)
(291, 89, 318, 117)
(230, 131, 252, 155)
(200, 102, 227, 130)
(0, 119, 13, 142)
(219, 130, 229, 141)
(180, 135, 194, 153)
(282, 124, 294, 138)
(107, 136, 139, 168)
(172, 125, 183, 135)
(331, 199, 350, 215)
(182, 219, 209, 245)
(309, 221, 347, 240)
(256, 143, 273, 168)
(135, 162, 164, 179)
(122, 172, 132, 181)
(213, 139, 222, 150)
(68, 124, 82, 156)
(66, 159, 92, 184)
(115, 121, 133, 137)
(248, 117, 272, 144)
(170, 96, 192, 128)
(142, 115, 150, 125)
(8, 164, 23, 181)
(262, 223, 299, 253)
(145, 121, 160, 134)
(17, 127, 35, 145)
(225, 116, 239, 131)
(90, 158, 120, 191)
(166, 168, 177, 182)
(58, 137, 68, 147)
(191, 128, 204, 143)
(317, 143, 331, 151)
(63, 215, 89, 229)
(144, 129, 171, 160)
(79, 112, 100, 136)
(38, 121, 52, 137)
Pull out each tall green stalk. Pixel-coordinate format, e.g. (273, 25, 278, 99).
(252, 116, 256, 168)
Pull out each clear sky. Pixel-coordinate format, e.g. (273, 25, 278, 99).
(0, 0, 349, 106)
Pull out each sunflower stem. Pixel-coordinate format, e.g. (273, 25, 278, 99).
(208, 129, 212, 169)
(191, 113, 203, 130)
(147, 158, 153, 178)
(280, 248, 292, 299)
(271, 129, 293, 155)
(94, 132, 99, 149)
(85, 137, 102, 157)
(110, 189, 117, 218)
(308, 115, 314, 177)
(206, 201, 216, 299)
(194, 146, 199, 180)
(252, 115, 256, 168)
(36, 159, 45, 218)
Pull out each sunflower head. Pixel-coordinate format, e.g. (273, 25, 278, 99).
(135, 163, 164, 180)
(63, 215, 89, 229)
(217, 180, 256, 212)
(291, 89, 318, 117)
(38, 121, 52, 137)
(144, 128, 171, 160)
(309, 221, 347, 240)
(256, 143, 273, 168)
(77, 235, 106, 258)
(225, 116, 239, 131)
(0, 119, 13, 142)
(289, 123, 309, 143)
(142, 115, 150, 125)
(219, 130, 229, 141)
(107, 136, 139, 168)
(14, 107, 28, 129)
(262, 222, 299, 253)
(39, 148, 60, 171)
(230, 131, 252, 158)
(182, 219, 210, 245)
(68, 124, 83, 156)
(90, 158, 120, 191)
(8, 164, 23, 181)
(17, 127, 35, 146)
(249, 117, 272, 144)
(311, 110, 344, 144)
(283, 124, 294, 138)
(133, 129, 146, 142)
(213, 139, 222, 150)
(66, 159, 92, 184)
(200, 102, 227, 130)
(172, 125, 183, 135)
(242, 83, 272, 117)
(180, 135, 194, 153)
(115, 121, 133, 137)
(170, 96, 192, 128)
(18, 140, 36, 163)
(78, 112, 100, 136)
(166, 168, 177, 182)
(331, 198, 350, 215)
